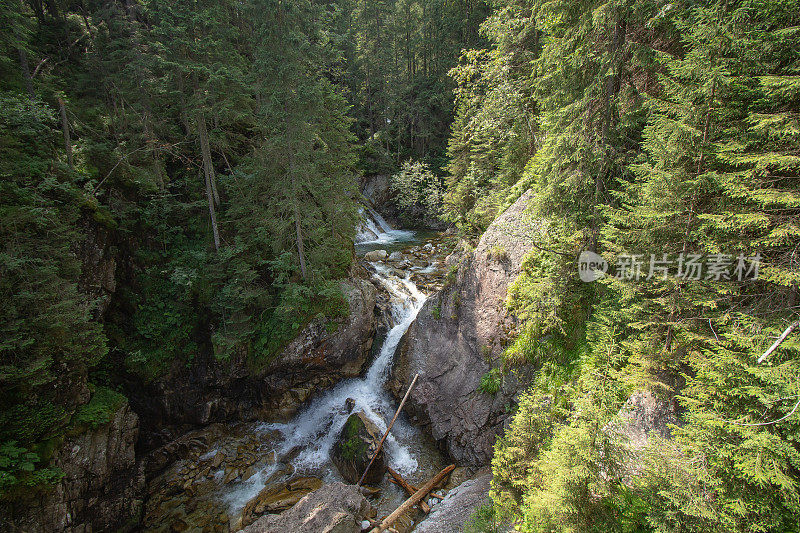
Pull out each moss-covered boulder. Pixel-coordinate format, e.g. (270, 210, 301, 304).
(331, 412, 385, 485)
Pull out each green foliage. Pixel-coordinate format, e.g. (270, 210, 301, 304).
(444, 2, 539, 234)
(478, 368, 503, 395)
(455, 1, 800, 531)
(486, 245, 509, 263)
(391, 159, 444, 223)
(443, 263, 460, 289)
(0, 0, 361, 504)
(340, 0, 490, 167)
(71, 386, 126, 431)
(338, 414, 369, 462)
(0, 441, 63, 498)
(465, 503, 503, 533)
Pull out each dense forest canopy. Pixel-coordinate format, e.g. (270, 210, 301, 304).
(1, 0, 799, 531)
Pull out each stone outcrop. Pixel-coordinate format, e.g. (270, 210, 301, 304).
(390, 190, 539, 465)
(331, 412, 386, 485)
(77, 217, 117, 317)
(128, 278, 378, 450)
(414, 472, 492, 533)
(364, 249, 388, 262)
(241, 477, 324, 528)
(3, 403, 144, 532)
(361, 174, 393, 208)
(614, 390, 681, 449)
(239, 482, 371, 533)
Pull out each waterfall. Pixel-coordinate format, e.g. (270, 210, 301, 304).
(355, 206, 414, 245)
(367, 206, 394, 234)
(221, 262, 426, 512)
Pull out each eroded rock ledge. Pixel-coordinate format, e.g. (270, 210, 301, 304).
(239, 482, 371, 533)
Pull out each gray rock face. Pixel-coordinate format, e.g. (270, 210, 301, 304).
(390, 190, 539, 465)
(3, 403, 145, 532)
(239, 482, 371, 533)
(414, 472, 492, 533)
(616, 390, 680, 448)
(262, 279, 378, 419)
(361, 174, 393, 208)
(608, 390, 682, 479)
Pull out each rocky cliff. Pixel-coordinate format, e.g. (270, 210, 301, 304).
(3, 402, 145, 532)
(129, 277, 378, 450)
(390, 190, 539, 465)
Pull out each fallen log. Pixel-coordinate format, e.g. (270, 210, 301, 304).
(387, 469, 445, 500)
(387, 467, 430, 513)
(389, 479, 444, 500)
(369, 464, 455, 533)
(758, 320, 799, 363)
(358, 373, 419, 486)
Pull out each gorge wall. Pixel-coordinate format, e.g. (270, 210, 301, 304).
(127, 276, 378, 451)
(390, 190, 539, 465)
(2, 402, 145, 532)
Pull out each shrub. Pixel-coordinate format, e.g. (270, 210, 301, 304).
(391, 159, 444, 221)
(465, 503, 502, 533)
(486, 244, 509, 263)
(72, 386, 127, 430)
(478, 368, 503, 395)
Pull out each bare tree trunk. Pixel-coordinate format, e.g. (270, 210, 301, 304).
(18, 48, 35, 100)
(286, 142, 308, 281)
(282, 101, 308, 281)
(197, 111, 221, 250)
(58, 97, 73, 169)
(292, 176, 308, 281)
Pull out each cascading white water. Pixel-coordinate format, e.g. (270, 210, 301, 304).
(356, 206, 415, 245)
(221, 262, 427, 512)
(367, 206, 394, 234)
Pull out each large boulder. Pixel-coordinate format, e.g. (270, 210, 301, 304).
(364, 249, 388, 262)
(239, 482, 371, 533)
(390, 190, 540, 465)
(414, 472, 492, 533)
(331, 412, 386, 485)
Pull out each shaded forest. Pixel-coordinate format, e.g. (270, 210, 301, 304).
(2, 0, 800, 531)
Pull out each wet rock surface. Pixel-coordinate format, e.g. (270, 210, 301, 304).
(240, 477, 323, 527)
(390, 190, 540, 465)
(414, 471, 492, 533)
(142, 423, 287, 532)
